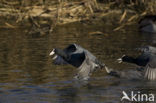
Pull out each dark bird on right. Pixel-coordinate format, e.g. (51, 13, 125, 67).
(105, 59, 156, 81)
(115, 46, 156, 80)
(117, 46, 156, 66)
(139, 15, 156, 33)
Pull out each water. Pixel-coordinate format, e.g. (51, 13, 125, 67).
(0, 21, 156, 103)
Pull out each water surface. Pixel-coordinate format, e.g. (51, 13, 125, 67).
(0, 21, 156, 103)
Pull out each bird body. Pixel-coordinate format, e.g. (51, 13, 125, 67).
(140, 22, 156, 33)
(114, 46, 156, 80)
(137, 45, 156, 54)
(49, 44, 104, 80)
(105, 66, 144, 80)
(139, 15, 156, 33)
(118, 46, 156, 67)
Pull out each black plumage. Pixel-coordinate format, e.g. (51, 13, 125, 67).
(138, 15, 156, 33)
(49, 44, 105, 80)
(118, 46, 156, 67)
(114, 46, 156, 80)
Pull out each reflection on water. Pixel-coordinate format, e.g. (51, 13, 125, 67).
(0, 21, 156, 103)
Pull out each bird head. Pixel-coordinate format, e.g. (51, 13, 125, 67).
(49, 48, 58, 60)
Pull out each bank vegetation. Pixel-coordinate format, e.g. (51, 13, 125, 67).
(0, 0, 156, 33)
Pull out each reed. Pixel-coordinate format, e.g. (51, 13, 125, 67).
(0, 0, 155, 32)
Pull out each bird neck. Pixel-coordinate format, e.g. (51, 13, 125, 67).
(122, 56, 137, 64)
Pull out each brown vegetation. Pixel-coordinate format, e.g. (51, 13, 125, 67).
(0, 0, 156, 33)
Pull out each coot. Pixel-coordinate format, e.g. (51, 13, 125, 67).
(49, 44, 105, 80)
(139, 15, 156, 33)
(116, 46, 156, 80)
(117, 46, 156, 67)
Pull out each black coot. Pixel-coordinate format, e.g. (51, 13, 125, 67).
(139, 15, 156, 33)
(49, 44, 105, 80)
(117, 46, 156, 66)
(115, 46, 156, 80)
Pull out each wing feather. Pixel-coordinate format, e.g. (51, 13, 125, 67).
(144, 65, 156, 80)
(75, 52, 98, 80)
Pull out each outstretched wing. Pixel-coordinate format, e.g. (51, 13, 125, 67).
(144, 54, 156, 80)
(144, 64, 156, 80)
(75, 52, 98, 80)
(53, 55, 68, 65)
(137, 46, 156, 54)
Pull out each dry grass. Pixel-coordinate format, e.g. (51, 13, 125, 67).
(0, 0, 100, 34)
(0, 0, 156, 32)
